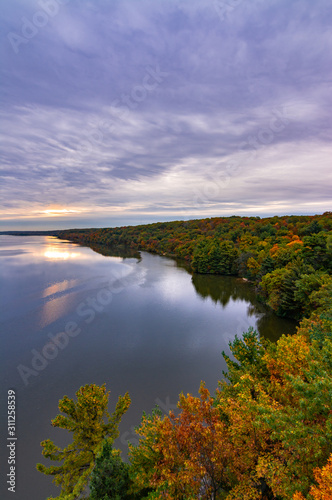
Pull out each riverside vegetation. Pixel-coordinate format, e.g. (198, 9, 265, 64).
(37, 213, 332, 499)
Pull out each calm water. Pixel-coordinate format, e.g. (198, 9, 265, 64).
(0, 235, 297, 500)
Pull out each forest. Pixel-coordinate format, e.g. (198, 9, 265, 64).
(37, 213, 332, 499)
(58, 212, 332, 321)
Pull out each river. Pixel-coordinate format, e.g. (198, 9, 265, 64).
(0, 235, 297, 499)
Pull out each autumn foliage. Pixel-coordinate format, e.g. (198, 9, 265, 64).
(58, 212, 332, 320)
(36, 213, 332, 499)
(128, 307, 332, 499)
(129, 383, 233, 499)
(38, 313, 332, 499)
(293, 454, 332, 500)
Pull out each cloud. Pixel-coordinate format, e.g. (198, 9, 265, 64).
(1, 0, 331, 229)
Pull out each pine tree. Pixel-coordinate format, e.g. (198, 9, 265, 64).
(89, 441, 131, 500)
(36, 384, 131, 500)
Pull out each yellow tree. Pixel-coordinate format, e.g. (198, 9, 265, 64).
(293, 453, 332, 500)
(258, 329, 332, 496)
(37, 384, 131, 500)
(129, 321, 332, 499)
(218, 324, 332, 499)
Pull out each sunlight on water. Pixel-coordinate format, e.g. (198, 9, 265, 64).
(41, 280, 80, 299)
(38, 292, 78, 329)
(0, 235, 297, 500)
(44, 249, 82, 260)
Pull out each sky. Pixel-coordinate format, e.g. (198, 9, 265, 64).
(1, 0, 331, 230)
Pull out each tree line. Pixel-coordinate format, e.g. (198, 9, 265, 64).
(35, 213, 332, 498)
(37, 308, 332, 498)
(58, 212, 332, 321)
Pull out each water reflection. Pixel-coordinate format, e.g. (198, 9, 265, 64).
(0, 235, 298, 500)
(42, 280, 79, 299)
(84, 246, 298, 343)
(68, 244, 298, 343)
(256, 310, 297, 342)
(38, 292, 78, 329)
(88, 244, 141, 260)
(44, 249, 82, 260)
(192, 273, 297, 342)
(192, 274, 255, 308)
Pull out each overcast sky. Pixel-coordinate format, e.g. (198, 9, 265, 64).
(1, 0, 331, 230)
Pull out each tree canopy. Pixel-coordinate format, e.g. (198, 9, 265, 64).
(36, 384, 131, 500)
(58, 212, 332, 321)
(36, 213, 332, 499)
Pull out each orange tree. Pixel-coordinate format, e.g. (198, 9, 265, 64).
(219, 312, 332, 499)
(293, 453, 332, 499)
(129, 384, 234, 499)
(129, 313, 332, 499)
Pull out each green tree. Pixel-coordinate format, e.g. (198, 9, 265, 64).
(36, 384, 131, 500)
(192, 239, 238, 275)
(217, 240, 239, 274)
(301, 233, 332, 271)
(89, 441, 132, 500)
(294, 272, 331, 316)
(260, 260, 310, 318)
(259, 254, 275, 277)
(192, 240, 210, 273)
(299, 220, 322, 236)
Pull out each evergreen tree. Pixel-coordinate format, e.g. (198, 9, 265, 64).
(36, 384, 131, 500)
(89, 441, 132, 500)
